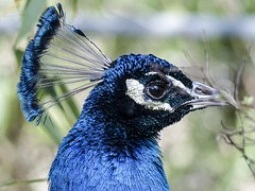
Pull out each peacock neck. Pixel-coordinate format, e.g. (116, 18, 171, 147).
(49, 85, 170, 190)
(64, 114, 170, 191)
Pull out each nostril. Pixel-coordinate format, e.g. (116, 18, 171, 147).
(195, 87, 213, 95)
(194, 87, 203, 94)
(193, 83, 217, 96)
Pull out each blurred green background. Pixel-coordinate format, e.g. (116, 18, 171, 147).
(0, 0, 255, 190)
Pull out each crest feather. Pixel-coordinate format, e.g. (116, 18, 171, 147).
(17, 3, 111, 123)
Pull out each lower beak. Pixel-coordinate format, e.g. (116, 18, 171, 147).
(183, 82, 230, 111)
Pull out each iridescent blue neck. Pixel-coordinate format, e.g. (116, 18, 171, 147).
(48, 86, 170, 191)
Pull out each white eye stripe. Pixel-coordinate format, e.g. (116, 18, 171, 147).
(145, 72, 191, 94)
(166, 75, 191, 94)
(125, 79, 174, 112)
(145, 72, 158, 76)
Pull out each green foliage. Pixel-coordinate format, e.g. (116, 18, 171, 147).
(15, 0, 46, 45)
(0, 0, 254, 190)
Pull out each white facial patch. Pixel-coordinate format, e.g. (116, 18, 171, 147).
(125, 79, 174, 112)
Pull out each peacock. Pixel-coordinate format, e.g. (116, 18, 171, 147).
(17, 3, 229, 191)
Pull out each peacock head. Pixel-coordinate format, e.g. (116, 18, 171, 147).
(87, 53, 228, 137)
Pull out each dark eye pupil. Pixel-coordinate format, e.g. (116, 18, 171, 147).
(146, 83, 168, 100)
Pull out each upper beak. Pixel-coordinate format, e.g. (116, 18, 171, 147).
(183, 82, 230, 111)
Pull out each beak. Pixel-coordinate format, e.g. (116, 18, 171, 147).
(182, 82, 230, 111)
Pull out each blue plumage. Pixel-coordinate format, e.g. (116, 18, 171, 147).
(17, 40, 41, 122)
(17, 5, 62, 122)
(48, 53, 192, 190)
(17, 3, 228, 191)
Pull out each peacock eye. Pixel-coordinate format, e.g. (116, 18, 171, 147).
(145, 82, 169, 100)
